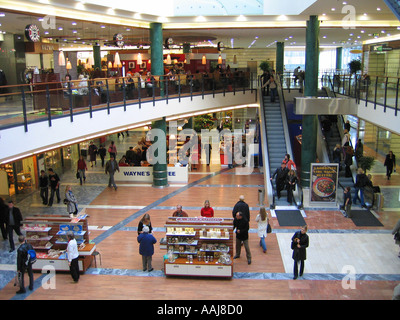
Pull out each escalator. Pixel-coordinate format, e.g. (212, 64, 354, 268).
(383, 0, 400, 21)
(259, 84, 302, 209)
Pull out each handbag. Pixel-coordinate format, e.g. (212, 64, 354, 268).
(76, 172, 80, 179)
(266, 223, 272, 234)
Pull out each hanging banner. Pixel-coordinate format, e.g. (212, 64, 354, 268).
(310, 163, 339, 204)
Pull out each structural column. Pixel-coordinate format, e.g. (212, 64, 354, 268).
(152, 117, 168, 188)
(300, 15, 320, 187)
(336, 47, 343, 71)
(150, 22, 164, 95)
(93, 45, 101, 70)
(276, 42, 284, 76)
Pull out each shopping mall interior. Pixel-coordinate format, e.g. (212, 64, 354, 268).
(0, 0, 399, 304)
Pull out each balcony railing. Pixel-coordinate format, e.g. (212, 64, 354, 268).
(0, 72, 256, 132)
(277, 71, 399, 117)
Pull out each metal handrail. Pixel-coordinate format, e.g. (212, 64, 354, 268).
(0, 72, 255, 132)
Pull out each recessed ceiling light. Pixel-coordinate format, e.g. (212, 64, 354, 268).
(361, 30, 365, 33)
(323, 35, 327, 38)
(0, 13, 5, 17)
(58, 27, 63, 31)
(72, 22, 77, 26)
(100, 25, 106, 28)
(331, 8, 336, 11)
(342, 1, 347, 4)
(377, 7, 381, 11)
(363, 13, 367, 16)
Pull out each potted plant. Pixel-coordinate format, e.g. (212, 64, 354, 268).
(348, 59, 362, 75)
(259, 61, 270, 72)
(358, 155, 375, 173)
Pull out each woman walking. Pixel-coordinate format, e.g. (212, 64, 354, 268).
(65, 185, 78, 218)
(255, 207, 269, 253)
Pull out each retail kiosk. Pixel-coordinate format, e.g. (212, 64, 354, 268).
(162, 217, 234, 278)
(23, 214, 96, 273)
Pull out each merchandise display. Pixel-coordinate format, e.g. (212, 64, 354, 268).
(163, 217, 234, 278)
(22, 214, 96, 272)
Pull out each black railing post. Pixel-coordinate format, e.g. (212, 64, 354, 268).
(165, 76, 169, 105)
(21, 86, 28, 132)
(374, 76, 378, 110)
(190, 77, 193, 101)
(152, 77, 155, 106)
(68, 81, 73, 122)
(122, 78, 126, 111)
(384, 77, 388, 112)
(105, 79, 110, 114)
(178, 75, 181, 103)
(45, 84, 52, 127)
(88, 81, 93, 118)
(137, 77, 141, 109)
(201, 74, 205, 99)
(395, 78, 399, 116)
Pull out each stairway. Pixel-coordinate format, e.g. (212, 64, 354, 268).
(263, 96, 290, 206)
(383, 0, 400, 21)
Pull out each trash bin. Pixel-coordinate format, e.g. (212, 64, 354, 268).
(373, 193, 384, 210)
(258, 188, 265, 206)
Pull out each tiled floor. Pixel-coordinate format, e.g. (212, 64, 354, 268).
(0, 131, 399, 301)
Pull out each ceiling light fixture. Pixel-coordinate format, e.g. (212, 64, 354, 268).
(58, 50, 65, 66)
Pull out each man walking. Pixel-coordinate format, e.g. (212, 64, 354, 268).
(233, 212, 252, 265)
(105, 155, 120, 190)
(47, 168, 61, 206)
(232, 195, 250, 221)
(16, 235, 34, 294)
(39, 170, 48, 205)
(5, 200, 23, 252)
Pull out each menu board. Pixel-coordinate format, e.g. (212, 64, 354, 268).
(310, 163, 339, 203)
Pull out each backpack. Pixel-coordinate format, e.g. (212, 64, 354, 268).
(25, 245, 36, 265)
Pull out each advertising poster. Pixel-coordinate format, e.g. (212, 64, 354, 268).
(310, 163, 339, 203)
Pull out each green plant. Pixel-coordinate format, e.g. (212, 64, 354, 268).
(259, 61, 270, 72)
(348, 59, 362, 75)
(194, 114, 215, 132)
(358, 156, 375, 173)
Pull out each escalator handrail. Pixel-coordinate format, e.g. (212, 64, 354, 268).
(258, 77, 275, 208)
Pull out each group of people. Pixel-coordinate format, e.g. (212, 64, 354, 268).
(136, 195, 309, 280)
(270, 154, 298, 204)
(260, 69, 280, 102)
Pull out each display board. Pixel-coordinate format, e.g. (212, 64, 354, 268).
(310, 163, 339, 204)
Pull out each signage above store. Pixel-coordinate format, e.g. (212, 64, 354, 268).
(370, 44, 392, 52)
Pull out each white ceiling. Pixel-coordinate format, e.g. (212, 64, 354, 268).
(0, 0, 399, 49)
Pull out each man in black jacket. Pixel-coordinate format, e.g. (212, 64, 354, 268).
(5, 200, 23, 252)
(47, 168, 61, 207)
(39, 170, 48, 205)
(232, 195, 250, 221)
(291, 225, 309, 279)
(233, 212, 252, 265)
(16, 235, 34, 294)
(271, 163, 289, 199)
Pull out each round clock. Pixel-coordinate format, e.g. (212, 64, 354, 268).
(165, 37, 173, 48)
(113, 33, 124, 47)
(217, 41, 224, 51)
(25, 24, 40, 42)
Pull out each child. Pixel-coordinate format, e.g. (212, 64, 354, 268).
(137, 226, 157, 272)
(342, 186, 352, 218)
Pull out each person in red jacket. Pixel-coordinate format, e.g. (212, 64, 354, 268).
(200, 200, 214, 217)
(77, 155, 87, 185)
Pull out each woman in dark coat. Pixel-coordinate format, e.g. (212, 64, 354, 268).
(384, 151, 396, 180)
(291, 225, 309, 279)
